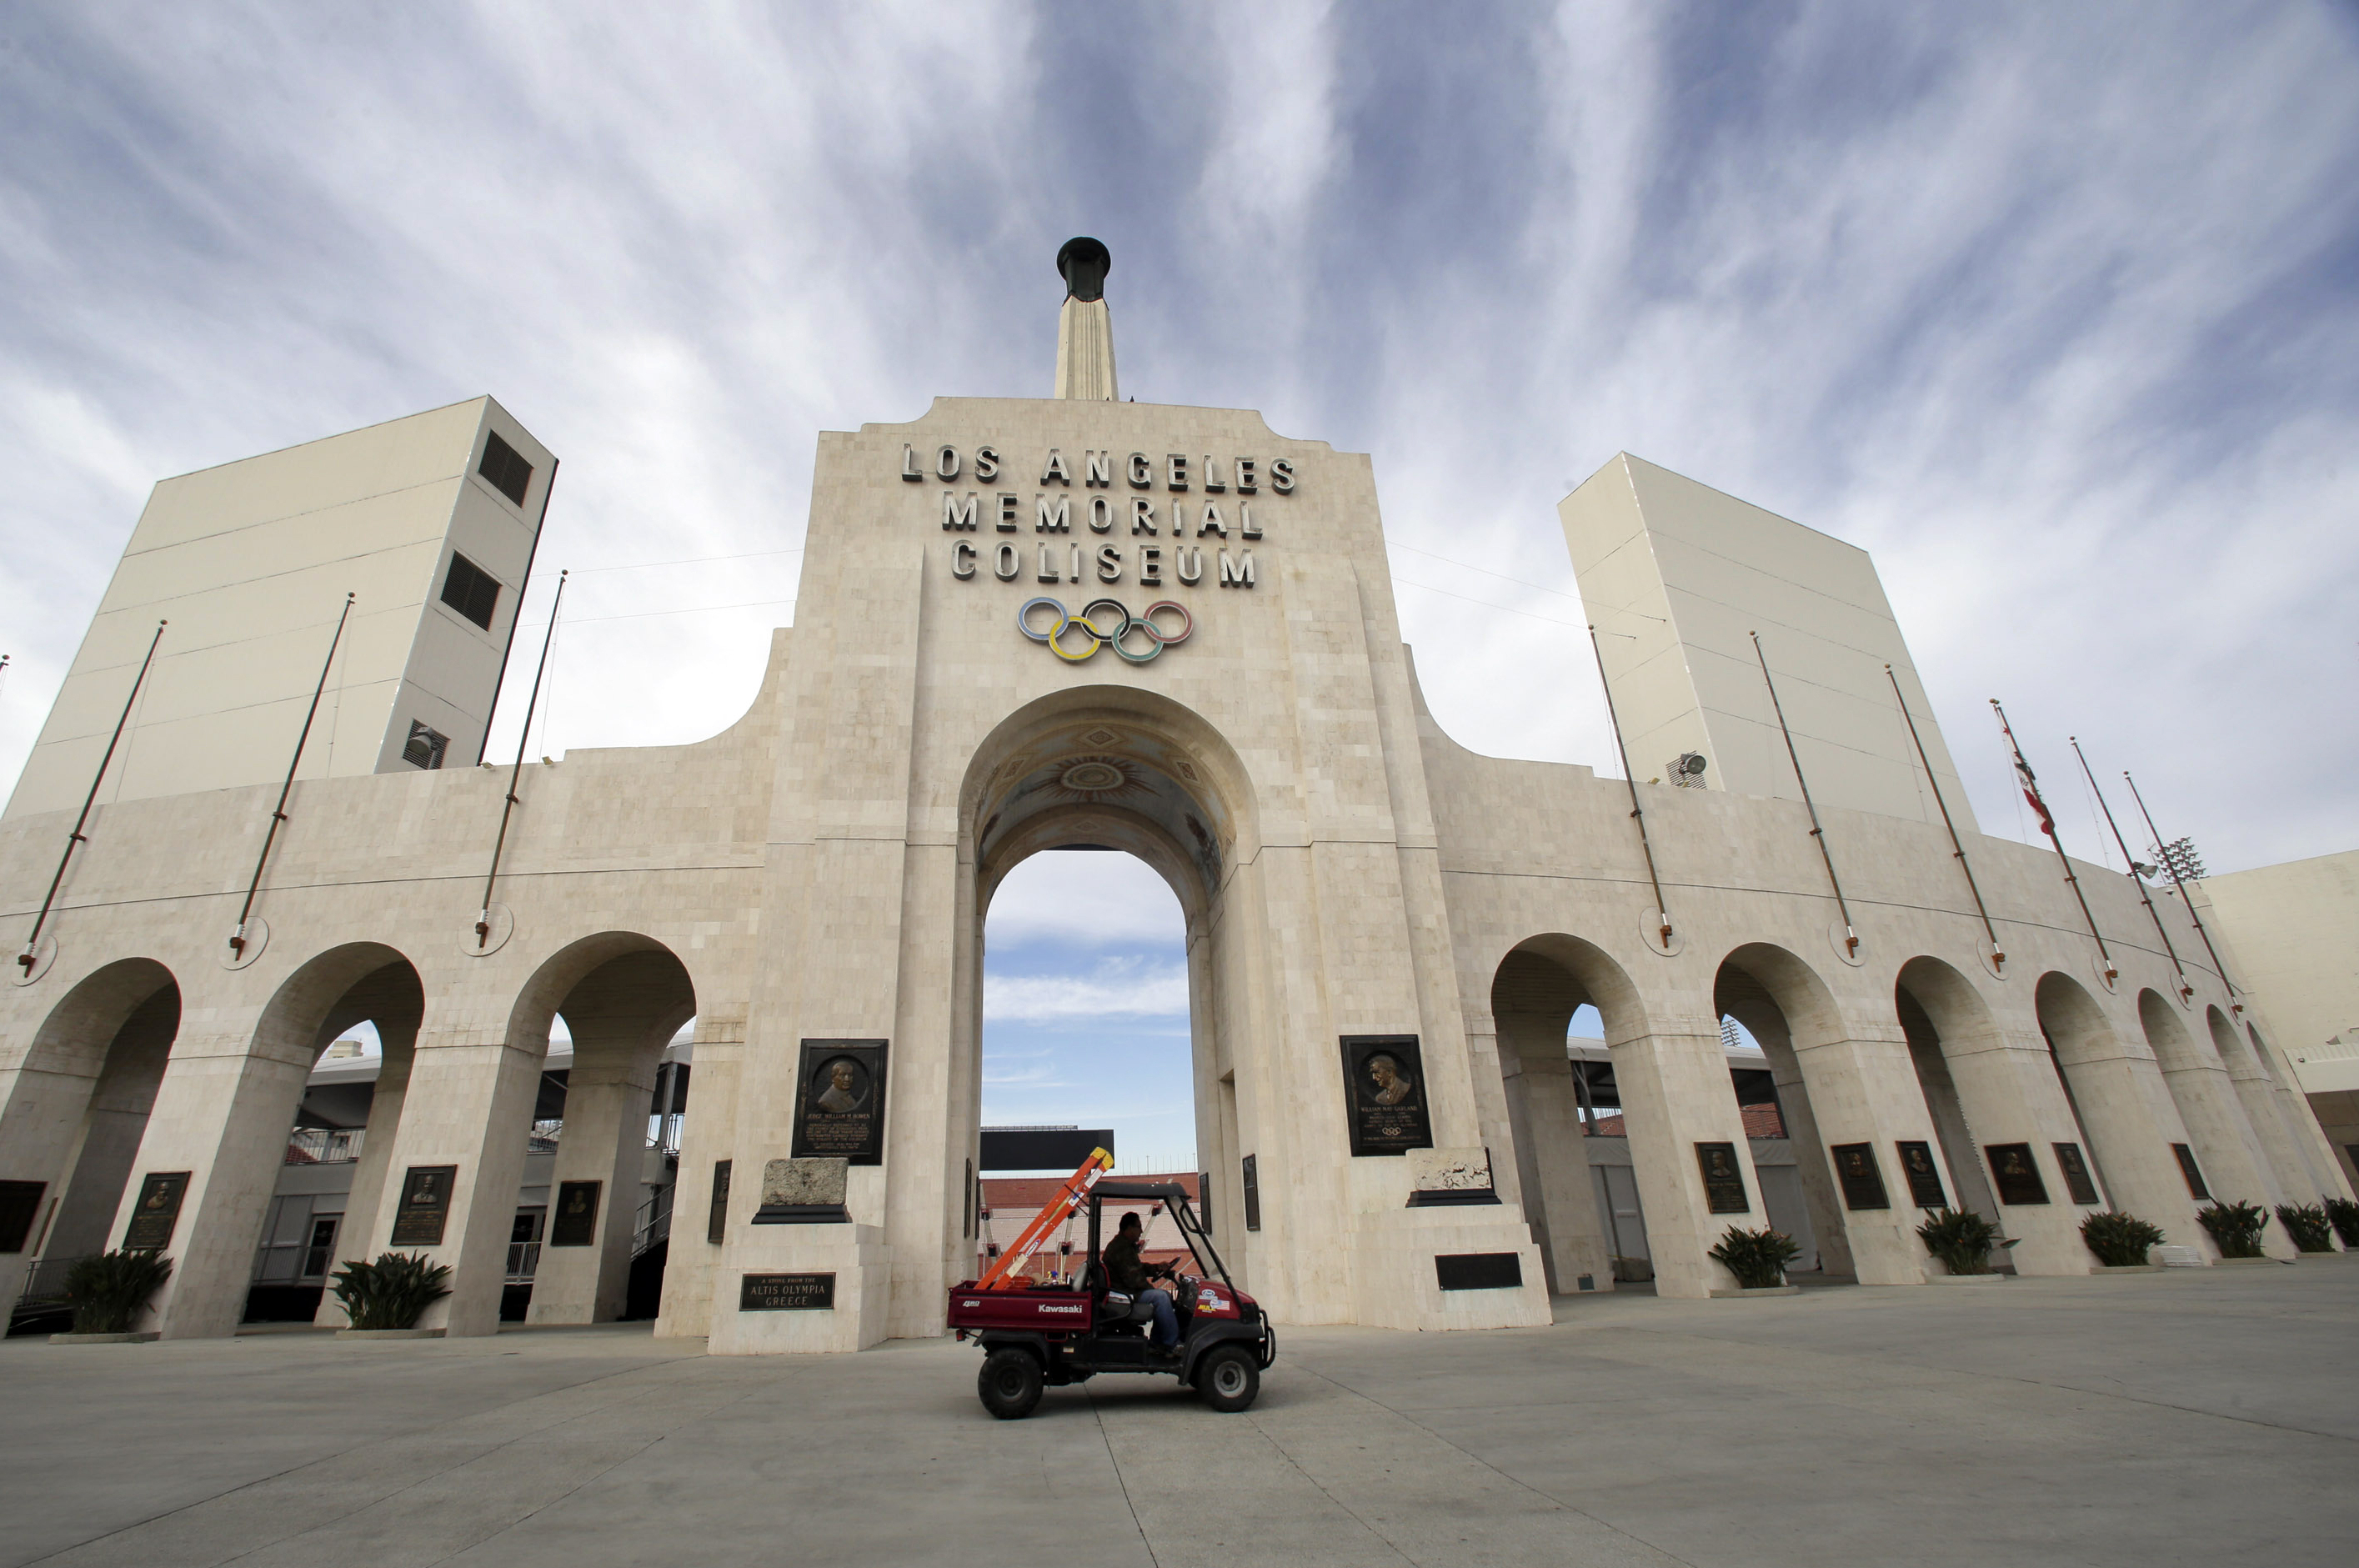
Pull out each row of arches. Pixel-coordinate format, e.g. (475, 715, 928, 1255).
(4, 930, 698, 1339)
(1485, 932, 2344, 1296)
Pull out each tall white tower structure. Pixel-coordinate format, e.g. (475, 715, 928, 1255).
(1051, 236, 1119, 401)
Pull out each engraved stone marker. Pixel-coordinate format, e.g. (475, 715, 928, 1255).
(1986, 1142, 2051, 1205)
(1695, 1142, 1750, 1214)
(754, 1155, 850, 1223)
(549, 1180, 600, 1246)
(1830, 1142, 1891, 1210)
(121, 1171, 189, 1250)
(790, 1039, 888, 1164)
(389, 1165, 458, 1246)
(1339, 1034, 1433, 1156)
(1896, 1140, 1948, 1208)
(739, 1272, 836, 1310)
(1405, 1146, 1502, 1206)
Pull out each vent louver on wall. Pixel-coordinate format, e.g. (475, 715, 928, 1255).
(403, 721, 448, 770)
(478, 430, 533, 507)
(439, 553, 502, 631)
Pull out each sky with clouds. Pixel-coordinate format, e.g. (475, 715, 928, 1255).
(4, 4, 2356, 1155)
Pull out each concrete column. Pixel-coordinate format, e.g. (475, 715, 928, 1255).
(2046, 1046, 2211, 1252)
(1914, 1029, 2095, 1275)
(1609, 1014, 1769, 1300)
(525, 1043, 659, 1325)
(2256, 1035, 2356, 1204)
(38, 995, 175, 1262)
(1495, 1013, 1615, 1292)
(2211, 1015, 2341, 1209)
(654, 1014, 742, 1340)
(312, 1025, 413, 1327)
(2143, 1002, 2296, 1257)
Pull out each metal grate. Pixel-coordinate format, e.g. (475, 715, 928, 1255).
(438, 552, 502, 630)
(402, 720, 449, 770)
(478, 430, 533, 506)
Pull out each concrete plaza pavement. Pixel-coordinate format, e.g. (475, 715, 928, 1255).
(3, 1260, 2354, 1567)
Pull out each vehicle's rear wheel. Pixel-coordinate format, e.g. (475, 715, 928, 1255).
(1195, 1344, 1260, 1412)
(979, 1348, 1044, 1420)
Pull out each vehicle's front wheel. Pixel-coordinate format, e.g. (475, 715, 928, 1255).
(1195, 1344, 1260, 1413)
(979, 1348, 1044, 1420)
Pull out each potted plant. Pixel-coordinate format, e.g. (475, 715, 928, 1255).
(1707, 1225, 1801, 1290)
(2080, 1210, 2167, 1268)
(2326, 1197, 2359, 1249)
(2274, 1202, 2336, 1254)
(330, 1251, 453, 1332)
(2195, 1200, 2269, 1259)
(1916, 1208, 2013, 1275)
(57, 1250, 173, 1340)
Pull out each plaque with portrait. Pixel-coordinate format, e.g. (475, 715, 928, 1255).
(2051, 1143, 2100, 1205)
(2171, 1142, 2209, 1200)
(1241, 1153, 1262, 1232)
(390, 1165, 458, 1246)
(1339, 1035, 1434, 1157)
(708, 1160, 732, 1245)
(549, 1180, 601, 1246)
(1985, 1142, 2050, 1205)
(1829, 1142, 1891, 1210)
(1695, 1142, 1750, 1214)
(1896, 1140, 1948, 1208)
(790, 1039, 889, 1164)
(121, 1171, 190, 1250)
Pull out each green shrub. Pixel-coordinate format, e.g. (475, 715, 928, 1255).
(2325, 1197, 2359, 1249)
(330, 1251, 453, 1330)
(2274, 1203, 2335, 1253)
(2081, 1210, 2166, 1267)
(1707, 1225, 1801, 1289)
(62, 1249, 174, 1335)
(1916, 1208, 2014, 1275)
(2196, 1200, 2269, 1259)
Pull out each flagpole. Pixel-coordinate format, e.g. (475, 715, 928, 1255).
(1886, 665, 2004, 971)
(2123, 769, 2237, 1003)
(1991, 699, 2115, 984)
(2070, 738, 2191, 1000)
(1588, 625, 1674, 951)
(229, 594, 356, 959)
(477, 570, 567, 948)
(1751, 632, 1857, 955)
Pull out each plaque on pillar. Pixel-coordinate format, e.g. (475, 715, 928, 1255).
(1, 1179, 48, 1252)
(1986, 1143, 2050, 1205)
(120, 1171, 189, 1250)
(1405, 1147, 1503, 1206)
(2171, 1142, 2209, 1200)
(1339, 1034, 1433, 1156)
(1830, 1142, 1891, 1210)
(1695, 1143, 1750, 1214)
(389, 1165, 458, 1246)
(708, 1160, 732, 1244)
(754, 1157, 850, 1223)
(2051, 1143, 2100, 1205)
(1241, 1153, 1261, 1232)
(1896, 1141, 1948, 1208)
(789, 1039, 888, 1164)
(549, 1180, 600, 1246)
(739, 1272, 836, 1310)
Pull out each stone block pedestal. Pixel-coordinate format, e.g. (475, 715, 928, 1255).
(708, 1224, 887, 1355)
(1346, 1207, 1551, 1331)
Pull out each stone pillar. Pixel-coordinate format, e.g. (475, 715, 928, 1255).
(1913, 1027, 2096, 1276)
(312, 1025, 413, 1327)
(2256, 1034, 2356, 1204)
(2046, 1044, 2210, 1254)
(1761, 1025, 1942, 1286)
(2211, 1014, 2336, 1210)
(38, 994, 175, 1263)
(2144, 1003, 2296, 1258)
(1495, 1013, 1615, 1292)
(525, 1040, 660, 1325)
(1608, 1013, 1770, 1300)
(654, 1014, 743, 1340)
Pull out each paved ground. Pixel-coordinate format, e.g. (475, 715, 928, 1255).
(4, 1260, 2355, 1567)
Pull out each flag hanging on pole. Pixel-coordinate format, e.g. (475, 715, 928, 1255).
(1993, 702, 2056, 838)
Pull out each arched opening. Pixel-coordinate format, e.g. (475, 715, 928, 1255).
(2206, 1005, 2316, 1205)
(2032, 971, 2122, 1210)
(2252, 1020, 2356, 1197)
(957, 690, 1257, 1301)
(1894, 958, 2011, 1261)
(504, 937, 696, 1325)
(1, 958, 180, 1315)
(1488, 934, 1646, 1293)
(2139, 988, 2281, 1220)
(1714, 944, 1856, 1281)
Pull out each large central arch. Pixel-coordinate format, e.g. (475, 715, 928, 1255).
(954, 687, 1264, 1276)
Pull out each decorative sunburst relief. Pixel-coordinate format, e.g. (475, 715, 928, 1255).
(1051, 755, 1144, 804)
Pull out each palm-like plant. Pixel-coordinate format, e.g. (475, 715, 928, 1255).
(2081, 1210, 2166, 1267)
(2196, 1200, 2269, 1259)
(2324, 1197, 2359, 1249)
(1916, 1208, 2013, 1275)
(330, 1251, 453, 1330)
(1707, 1225, 1801, 1289)
(62, 1250, 174, 1335)
(2274, 1203, 2335, 1254)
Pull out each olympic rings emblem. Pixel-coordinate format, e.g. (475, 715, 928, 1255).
(1017, 597, 1194, 664)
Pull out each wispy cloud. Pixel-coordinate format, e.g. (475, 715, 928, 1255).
(984, 957, 1190, 1024)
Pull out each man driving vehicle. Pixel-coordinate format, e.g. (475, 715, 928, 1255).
(1103, 1210, 1180, 1350)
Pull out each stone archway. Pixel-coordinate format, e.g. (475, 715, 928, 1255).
(1714, 944, 1856, 1280)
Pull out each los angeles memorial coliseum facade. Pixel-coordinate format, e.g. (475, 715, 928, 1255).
(3, 241, 2347, 1349)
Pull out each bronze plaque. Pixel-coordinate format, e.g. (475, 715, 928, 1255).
(2171, 1142, 2210, 1200)
(1830, 1142, 1891, 1210)
(707, 1160, 732, 1245)
(1241, 1154, 1261, 1232)
(1986, 1143, 2050, 1205)
(790, 1039, 888, 1165)
(549, 1180, 600, 1246)
(2051, 1143, 2100, 1205)
(1896, 1140, 1948, 1208)
(739, 1271, 835, 1310)
(121, 1171, 189, 1250)
(389, 1165, 458, 1246)
(0, 1180, 45, 1253)
(1339, 1035, 1433, 1156)
(1695, 1142, 1750, 1215)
